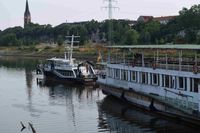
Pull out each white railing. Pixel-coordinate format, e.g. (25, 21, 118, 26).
(109, 58, 199, 73)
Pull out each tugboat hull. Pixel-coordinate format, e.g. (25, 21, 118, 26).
(43, 70, 97, 85)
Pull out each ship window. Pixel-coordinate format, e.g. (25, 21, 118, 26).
(169, 76, 173, 88)
(131, 71, 137, 82)
(66, 71, 73, 76)
(194, 78, 200, 93)
(165, 75, 169, 88)
(109, 68, 113, 77)
(108, 68, 114, 78)
(165, 75, 172, 88)
(185, 78, 187, 91)
(179, 77, 184, 89)
(152, 74, 158, 85)
(173, 77, 176, 89)
(114, 69, 120, 79)
(121, 70, 128, 81)
(141, 72, 148, 84)
(58, 70, 74, 77)
(190, 78, 193, 92)
(162, 75, 165, 87)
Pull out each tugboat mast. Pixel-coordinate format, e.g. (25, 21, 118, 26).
(65, 35, 80, 64)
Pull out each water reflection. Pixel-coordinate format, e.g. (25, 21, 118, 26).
(37, 78, 100, 100)
(36, 77, 101, 127)
(0, 56, 40, 70)
(25, 68, 36, 118)
(25, 68, 33, 95)
(98, 96, 199, 133)
(26, 69, 33, 89)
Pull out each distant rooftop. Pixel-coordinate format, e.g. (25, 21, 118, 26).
(153, 16, 177, 21)
(137, 16, 153, 23)
(137, 15, 178, 24)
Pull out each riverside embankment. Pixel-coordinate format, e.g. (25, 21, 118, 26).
(0, 44, 100, 62)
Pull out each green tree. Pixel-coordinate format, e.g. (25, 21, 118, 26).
(123, 29, 139, 45)
(196, 31, 200, 44)
(0, 33, 18, 46)
(139, 31, 151, 44)
(178, 5, 200, 29)
(57, 35, 64, 46)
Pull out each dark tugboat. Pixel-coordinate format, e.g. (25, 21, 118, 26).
(37, 35, 97, 85)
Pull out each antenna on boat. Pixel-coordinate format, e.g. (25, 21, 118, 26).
(65, 35, 80, 64)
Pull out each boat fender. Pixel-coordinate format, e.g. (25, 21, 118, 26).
(193, 65, 198, 74)
(36, 65, 42, 74)
(120, 91, 127, 101)
(36, 68, 40, 74)
(149, 99, 158, 111)
(129, 88, 133, 91)
(192, 109, 199, 116)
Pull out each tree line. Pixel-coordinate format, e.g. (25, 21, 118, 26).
(0, 4, 200, 46)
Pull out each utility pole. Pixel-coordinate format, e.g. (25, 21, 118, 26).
(102, 0, 119, 45)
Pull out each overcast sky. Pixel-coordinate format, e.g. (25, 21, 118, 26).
(0, 0, 199, 30)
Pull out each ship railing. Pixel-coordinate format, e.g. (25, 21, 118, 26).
(97, 70, 106, 79)
(109, 59, 199, 73)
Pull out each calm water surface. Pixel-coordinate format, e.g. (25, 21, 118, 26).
(0, 57, 199, 133)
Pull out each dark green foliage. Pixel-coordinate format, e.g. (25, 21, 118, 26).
(0, 4, 200, 46)
(57, 35, 64, 46)
(123, 29, 139, 45)
(0, 33, 19, 46)
(158, 4, 200, 44)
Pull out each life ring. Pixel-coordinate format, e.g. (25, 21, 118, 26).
(193, 65, 198, 74)
(152, 63, 156, 70)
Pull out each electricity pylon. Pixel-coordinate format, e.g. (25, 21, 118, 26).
(102, 0, 119, 45)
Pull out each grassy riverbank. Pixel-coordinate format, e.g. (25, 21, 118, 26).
(0, 43, 100, 61)
(0, 44, 199, 61)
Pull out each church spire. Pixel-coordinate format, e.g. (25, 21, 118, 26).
(24, 0, 31, 27)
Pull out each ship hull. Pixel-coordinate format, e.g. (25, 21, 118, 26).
(100, 84, 200, 126)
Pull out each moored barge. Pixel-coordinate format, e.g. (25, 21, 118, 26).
(97, 44, 200, 125)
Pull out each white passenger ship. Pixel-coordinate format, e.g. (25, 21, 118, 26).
(98, 45, 200, 125)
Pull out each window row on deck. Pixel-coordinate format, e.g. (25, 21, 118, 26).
(57, 70, 75, 77)
(107, 67, 200, 93)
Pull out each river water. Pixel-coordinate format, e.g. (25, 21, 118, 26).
(0, 57, 199, 133)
